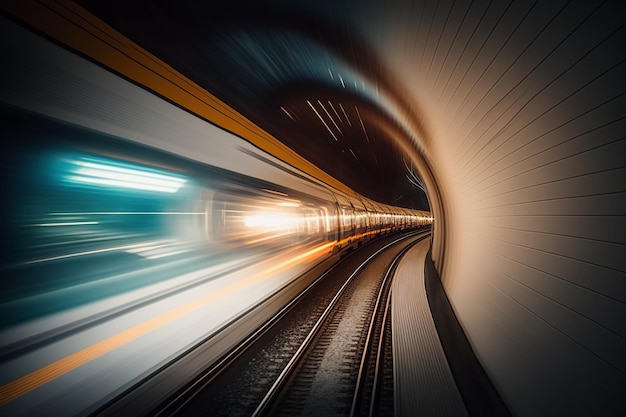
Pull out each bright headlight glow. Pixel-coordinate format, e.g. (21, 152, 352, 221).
(244, 213, 298, 230)
(277, 201, 300, 207)
(68, 159, 186, 193)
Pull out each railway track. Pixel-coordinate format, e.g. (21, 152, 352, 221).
(154, 229, 430, 417)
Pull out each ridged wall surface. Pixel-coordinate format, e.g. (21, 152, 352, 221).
(362, 1, 626, 415)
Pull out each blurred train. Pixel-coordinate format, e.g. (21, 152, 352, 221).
(0, 14, 431, 323)
(0, 9, 433, 414)
(2, 104, 432, 268)
(0, 14, 431, 264)
(0, 74, 433, 266)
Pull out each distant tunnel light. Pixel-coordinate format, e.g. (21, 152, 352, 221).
(68, 158, 186, 193)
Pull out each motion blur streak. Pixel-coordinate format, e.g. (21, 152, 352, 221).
(24, 240, 179, 265)
(68, 159, 186, 193)
(0, 241, 335, 406)
(0, 0, 355, 196)
(0, 13, 430, 410)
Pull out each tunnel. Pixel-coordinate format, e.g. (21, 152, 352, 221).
(1, 0, 625, 416)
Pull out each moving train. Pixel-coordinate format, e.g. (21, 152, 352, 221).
(3, 115, 431, 264)
(1, 14, 432, 271)
(0, 10, 433, 415)
(3, 105, 432, 267)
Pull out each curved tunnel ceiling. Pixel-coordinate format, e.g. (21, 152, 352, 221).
(59, 0, 626, 415)
(75, 0, 434, 211)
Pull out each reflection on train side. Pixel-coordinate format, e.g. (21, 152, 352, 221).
(210, 190, 327, 247)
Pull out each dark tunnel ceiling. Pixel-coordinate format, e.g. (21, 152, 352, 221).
(76, 0, 431, 210)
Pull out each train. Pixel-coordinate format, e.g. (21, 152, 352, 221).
(1, 13, 432, 272)
(2, 104, 432, 268)
(0, 10, 433, 415)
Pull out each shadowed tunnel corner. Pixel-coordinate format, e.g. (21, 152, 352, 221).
(425, 245, 512, 417)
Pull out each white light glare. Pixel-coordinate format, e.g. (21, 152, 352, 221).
(244, 213, 297, 230)
(69, 160, 186, 193)
(277, 201, 300, 207)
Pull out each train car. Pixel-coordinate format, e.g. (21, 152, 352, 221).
(0, 10, 435, 416)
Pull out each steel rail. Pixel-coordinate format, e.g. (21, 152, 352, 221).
(369, 293, 392, 417)
(251, 231, 425, 417)
(350, 238, 418, 417)
(157, 257, 342, 416)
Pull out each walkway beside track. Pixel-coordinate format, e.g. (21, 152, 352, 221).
(391, 238, 468, 417)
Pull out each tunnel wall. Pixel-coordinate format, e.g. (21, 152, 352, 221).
(2, 0, 624, 415)
(364, 1, 626, 415)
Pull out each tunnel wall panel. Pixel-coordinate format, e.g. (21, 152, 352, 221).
(369, 0, 626, 415)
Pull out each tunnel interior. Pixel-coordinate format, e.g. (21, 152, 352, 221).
(1, 0, 625, 415)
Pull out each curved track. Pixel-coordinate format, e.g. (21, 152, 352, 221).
(157, 230, 430, 417)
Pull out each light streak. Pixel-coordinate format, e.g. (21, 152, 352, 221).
(317, 100, 343, 135)
(355, 106, 370, 144)
(339, 102, 351, 126)
(403, 159, 426, 192)
(0, 242, 334, 405)
(280, 106, 295, 120)
(69, 159, 186, 193)
(48, 212, 204, 215)
(35, 222, 99, 227)
(277, 201, 300, 207)
(328, 101, 343, 124)
(262, 189, 289, 197)
(307, 100, 338, 141)
(23, 240, 174, 264)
